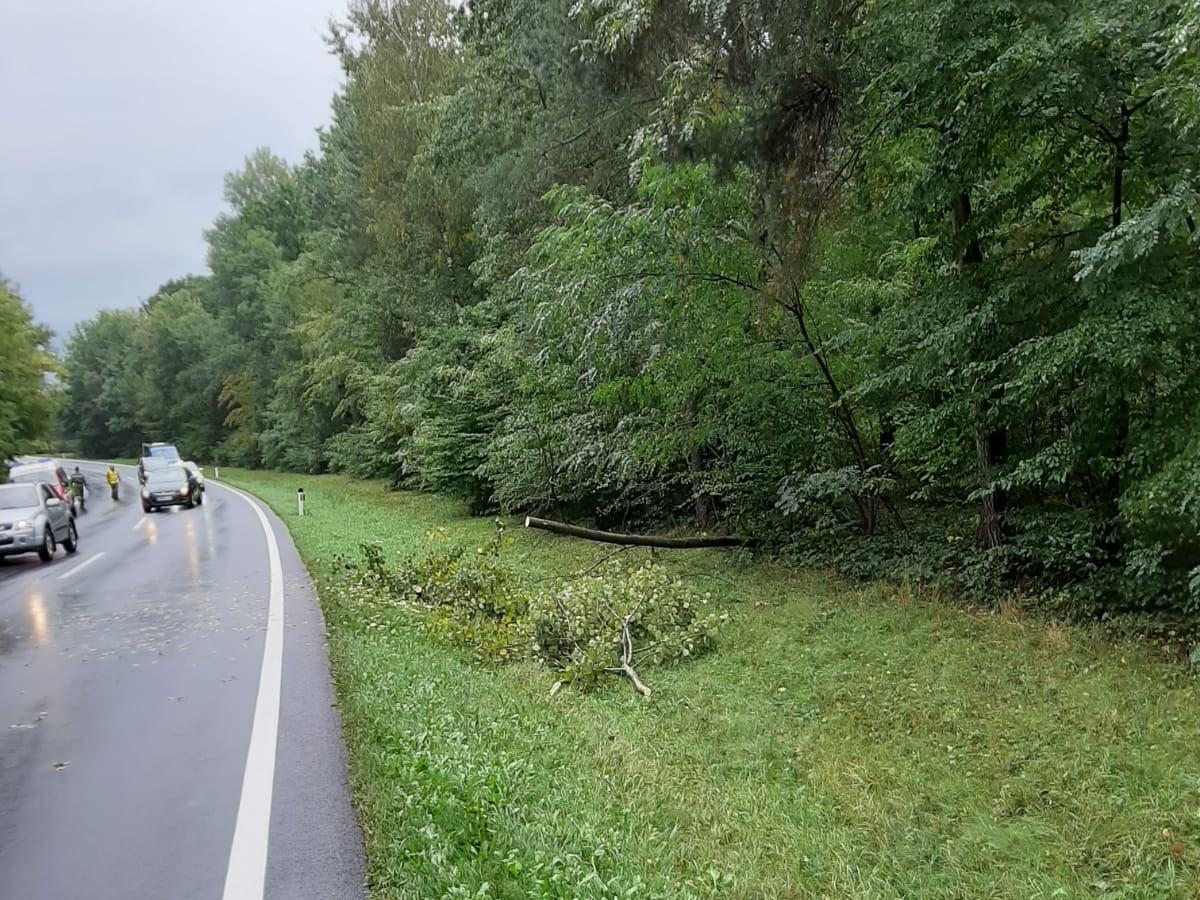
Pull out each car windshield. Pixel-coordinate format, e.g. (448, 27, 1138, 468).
(147, 466, 187, 486)
(149, 445, 180, 461)
(0, 484, 40, 510)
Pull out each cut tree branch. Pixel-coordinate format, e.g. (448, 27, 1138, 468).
(524, 516, 751, 548)
(607, 618, 651, 698)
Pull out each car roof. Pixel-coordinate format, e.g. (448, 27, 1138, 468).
(0, 481, 47, 495)
(147, 463, 186, 475)
(9, 461, 61, 475)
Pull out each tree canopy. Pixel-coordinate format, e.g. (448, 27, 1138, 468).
(0, 277, 56, 464)
(63, 0, 1200, 624)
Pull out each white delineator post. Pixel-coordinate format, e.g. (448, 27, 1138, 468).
(214, 465, 220, 479)
(296, 488, 305, 517)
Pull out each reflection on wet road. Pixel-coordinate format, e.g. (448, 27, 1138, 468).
(25, 590, 48, 648)
(0, 463, 365, 900)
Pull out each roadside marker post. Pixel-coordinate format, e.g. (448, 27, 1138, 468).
(296, 488, 305, 517)
(214, 466, 220, 479)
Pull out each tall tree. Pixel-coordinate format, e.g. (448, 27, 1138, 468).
(0, 277, 56, 463)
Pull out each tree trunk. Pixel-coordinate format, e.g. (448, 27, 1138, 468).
(953, 190, 1006, 550)
(975, 403, 1008, 549)
(1112, 102, 1129, 230)
(1104, 103, 1132, 558)
(782, 290, 878, 535)
(951, 192, 983, 266)
(879, 413, 895, 455)
(784, 288, 870, 470)
(684, 390, 712, 529)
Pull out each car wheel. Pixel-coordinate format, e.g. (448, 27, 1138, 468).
(186, 495, 195, 509)
(195, 491, 204, 506)
(38, 529, 56, 563)
(63, 521, 79, 554)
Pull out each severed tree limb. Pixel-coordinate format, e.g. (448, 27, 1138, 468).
(524, 516, 750, 549)
(606, 618, 651, 698)
(529, 544, 638, 585)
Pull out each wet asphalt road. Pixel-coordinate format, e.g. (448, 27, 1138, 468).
(0, 464, 365, 900)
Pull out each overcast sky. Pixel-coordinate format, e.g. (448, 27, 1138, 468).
(0, 0, 345, 343)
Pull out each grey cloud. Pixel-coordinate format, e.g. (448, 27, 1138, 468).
(0, 0, 345, 342)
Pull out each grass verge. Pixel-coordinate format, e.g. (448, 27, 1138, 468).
(224, 469, 1199, 899)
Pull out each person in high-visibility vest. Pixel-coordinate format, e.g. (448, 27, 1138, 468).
(106, 466, 120, 501)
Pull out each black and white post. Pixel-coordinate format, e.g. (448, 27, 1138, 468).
(296, 487, 305, 517)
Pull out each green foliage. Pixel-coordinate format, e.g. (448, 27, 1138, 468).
(338, 520, 724, 691)
(61, 0, 1200, 628)
(355, 522, 530, 662)
(528, 561, 725, 688)
(227, 469, 1200, 900)
(0, 278, 56, 461)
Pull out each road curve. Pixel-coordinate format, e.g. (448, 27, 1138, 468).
(0, 463, 365, 900)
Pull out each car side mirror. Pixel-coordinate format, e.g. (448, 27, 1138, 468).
(46, 497, 63, 509)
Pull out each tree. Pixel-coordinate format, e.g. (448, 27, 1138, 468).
(61, 309, 144, 457)
(0, 278, 56, 462)
(58, 0, 1200, 623)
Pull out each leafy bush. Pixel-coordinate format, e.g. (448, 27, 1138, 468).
(356, 526, 530, 662)
(777, 464, 898, 536)
(347, 535, 726, 693)
(527, 563, 726, 691)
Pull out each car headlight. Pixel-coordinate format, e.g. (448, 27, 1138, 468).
(141, 488, 149, 499)
(13, 520, 32, 531)
(180, 484, 190, 496)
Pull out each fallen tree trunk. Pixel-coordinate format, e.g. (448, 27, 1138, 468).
(524, 516, 751, 549)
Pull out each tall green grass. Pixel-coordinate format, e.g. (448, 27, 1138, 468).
(227, 469, 1200, 899)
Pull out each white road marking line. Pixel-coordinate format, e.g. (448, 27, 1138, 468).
(219, 482, 285, 900)
(132, 516, 147, 530)
(56, 551, 106, 581)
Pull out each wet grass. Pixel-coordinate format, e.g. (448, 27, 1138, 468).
(225, 469, 1200, 899)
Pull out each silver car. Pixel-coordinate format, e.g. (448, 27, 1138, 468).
(182, 461, 205, 489)
(7, 460, 80, 515)
(0, 482, 79, 563)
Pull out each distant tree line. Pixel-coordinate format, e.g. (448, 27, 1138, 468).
(62, 0, 1200, 623)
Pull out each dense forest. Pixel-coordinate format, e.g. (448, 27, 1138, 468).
(62, 0, 1200, 625)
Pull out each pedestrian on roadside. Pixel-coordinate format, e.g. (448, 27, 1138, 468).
(69, 466, 88, 513)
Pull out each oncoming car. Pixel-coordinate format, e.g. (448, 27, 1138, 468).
(138, 442, 181, 484)
(0, 482, 79, 562)
(138, 455, 172, 484)
(141, 464, 204, 512)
